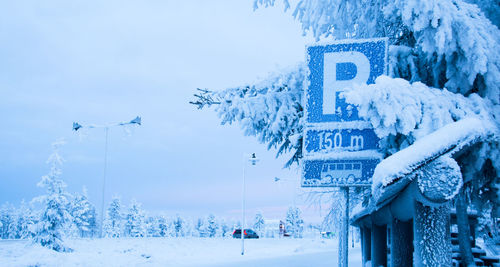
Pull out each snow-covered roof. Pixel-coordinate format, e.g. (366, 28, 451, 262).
(373, 117, 495, 192)
(352, 117, 497, 224)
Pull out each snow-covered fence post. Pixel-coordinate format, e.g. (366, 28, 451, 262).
(390, 219, 413, 267)
(413, 201, 451, 266)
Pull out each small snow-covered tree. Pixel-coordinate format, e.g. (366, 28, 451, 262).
(17, 200, 37, 239)
(253, 211, 265, 237)
(157, 216, 168, 237)
(173, 215, 185, 237)
(145, 216, 160, 237)
(70, 187, 97, 238)
(0, 203, 17, 239)
(104, 196, 123, 238)
(286, 206, 304, 238)
(206, 214, 218, 238)
(124, 199, 146, 237)
(195, 217, 208, 237)
(33, 140, 73, 252)
(219, 219, 230, 238)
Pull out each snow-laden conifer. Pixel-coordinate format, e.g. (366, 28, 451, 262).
(124, 199, 146, 237)
(104, 196, 123, 238)
(70, 187, 97, 238)
(33, 139, 73, 252)
(253, 211, 265, 237)
(173, 215, 185, 237)
(206, 214, 218, 238)
(285, 206, 304, 238)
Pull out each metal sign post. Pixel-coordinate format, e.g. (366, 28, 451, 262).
(301, 39, 387, 267)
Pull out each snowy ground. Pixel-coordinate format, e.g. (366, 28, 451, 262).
(0, 238, 362, 267)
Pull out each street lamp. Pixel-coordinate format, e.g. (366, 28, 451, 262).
(242, 153, 259, 255)
(72, 116, 141, 238)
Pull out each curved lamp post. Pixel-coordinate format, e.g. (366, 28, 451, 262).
(73, 116, 141, 238)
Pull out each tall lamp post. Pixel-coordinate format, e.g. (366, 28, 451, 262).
(242, 153, 259, 256)
(72, 116, 141, 238)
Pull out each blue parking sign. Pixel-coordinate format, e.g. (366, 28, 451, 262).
(302, 38, 387, 187)
(306, 39, 387, 123)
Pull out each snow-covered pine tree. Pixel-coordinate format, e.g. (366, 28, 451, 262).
(33, 139, 73, 252)
(70, 187, 97, 238)
(183, 219, 194, 237)
(0, 203, 16, 239)
(124, 199, 146, 237)
(206, 214, 218, 238)
(145, 216, 160, 237)
(157, 215, 168, 237)
(196, 218, 205, 237)
(285, 206, 304, 238)
(173, 215, 185, 237)
(253, 211, 265, 237)
(17, 200, 37, 239)
(218, 219, 230, 238)
(104, 196, 123, 238)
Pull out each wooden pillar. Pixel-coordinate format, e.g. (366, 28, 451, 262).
(371, 223, 387, 267)
(413, 201, 451, 266)
(391, 219, 413, 267)
(361, 226, 371, 265)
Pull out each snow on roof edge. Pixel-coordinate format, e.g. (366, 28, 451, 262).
(372, 116, 496, 195)
(351, 117, 496, 224)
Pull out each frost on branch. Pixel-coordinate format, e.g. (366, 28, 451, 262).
(193, 65, 306, 167)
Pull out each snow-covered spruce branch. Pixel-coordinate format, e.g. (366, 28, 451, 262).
(189, 89, 221, 109)
(256, 0, 500, 104)
(190, 65, 307, 167)
(341, 76, 499, 158)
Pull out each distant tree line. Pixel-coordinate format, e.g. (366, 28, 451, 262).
(0, 140, 308, 252)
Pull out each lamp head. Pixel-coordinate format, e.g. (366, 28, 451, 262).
(73, 122, 82, 131)
(249, 153, 259, 165)
(130, 116, 141, 125)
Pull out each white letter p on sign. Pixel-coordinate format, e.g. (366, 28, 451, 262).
(322, 51, 370, 115)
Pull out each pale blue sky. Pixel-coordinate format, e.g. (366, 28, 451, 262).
(0, 0, 325, 221)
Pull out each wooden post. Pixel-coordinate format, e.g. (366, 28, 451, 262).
(371, 223, 387, 267)
(391, 219, 413, 267)
(413, 201, 451, 266)
(361, 226, 371, 265)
